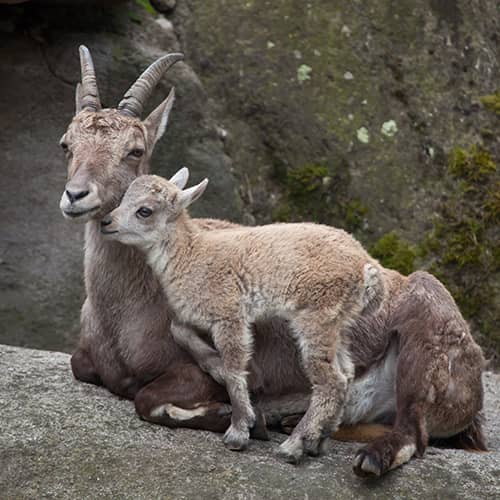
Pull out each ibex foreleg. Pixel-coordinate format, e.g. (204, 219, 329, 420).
(171, 319, 256, 450)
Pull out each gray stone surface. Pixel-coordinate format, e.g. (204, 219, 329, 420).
(1, 344, 499, 499)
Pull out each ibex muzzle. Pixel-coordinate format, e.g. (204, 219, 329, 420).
(59, 45, 183, 222)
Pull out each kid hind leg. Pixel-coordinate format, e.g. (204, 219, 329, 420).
(172, 320, 256, 450)
(279, 312, 352, 464)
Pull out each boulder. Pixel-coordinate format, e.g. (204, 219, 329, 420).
(0, 344, 499, 499)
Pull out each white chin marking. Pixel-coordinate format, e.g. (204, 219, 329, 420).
(150, 403, 208, 420)
(59, 189, 101, 222)
(62, 211, 93, 222)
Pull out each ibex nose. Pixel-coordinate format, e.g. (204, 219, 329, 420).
(101, 217, 112, 227)
(66, 189, 89, 204)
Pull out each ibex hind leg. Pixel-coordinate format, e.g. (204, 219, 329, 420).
(353, 331, 435, 477)
(354, 335, 484, 475)
(352, 415, 421, 477)
(279, 313, 350, 464)
(134, 366, 232, 433)
(71, 348, 102, 386)
(353, 353, 459, 476)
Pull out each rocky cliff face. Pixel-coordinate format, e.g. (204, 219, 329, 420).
(0, 1, 241, 351)
(0, 1, 498, 359)
(173, 0, 499, 360)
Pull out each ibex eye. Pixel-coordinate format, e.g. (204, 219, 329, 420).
(136, 207, 152, 218)
(129, 149, 144, 158)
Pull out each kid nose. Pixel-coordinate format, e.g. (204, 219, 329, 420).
(66, 188, 89, 204)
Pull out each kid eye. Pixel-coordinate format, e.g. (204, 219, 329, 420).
(60, 141, 72, 158)
(128, 148, 144, 158)
(136, 207, 153, 218)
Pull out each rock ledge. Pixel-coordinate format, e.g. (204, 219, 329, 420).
(1, 345, 499, 499)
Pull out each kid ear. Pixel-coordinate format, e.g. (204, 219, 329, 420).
(143, 87, 175, 150)
(179, 178, 209, 209)
(169, 167, 190, 189)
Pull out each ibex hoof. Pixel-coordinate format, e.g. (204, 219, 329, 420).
(277, 437, 304, 464)
(303, 438, 321, 457)
(352, 449, 383, 477)
(223, 425, 249, 451)
(249, 410, 270, 441)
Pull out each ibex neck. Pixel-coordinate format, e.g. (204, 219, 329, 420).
(146, 211, 199, 286)
(84, 220, 162, 307)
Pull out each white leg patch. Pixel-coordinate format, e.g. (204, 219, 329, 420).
(150, 403, 209, 420)
(389, 444, 417, 470)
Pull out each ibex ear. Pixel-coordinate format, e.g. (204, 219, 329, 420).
(75, 83, 83, 114)
(143, 87, 175, 150)
(179, 178, 209, 209)
(169, 167, 189, 189)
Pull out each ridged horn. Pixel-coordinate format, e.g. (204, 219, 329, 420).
(117, 53, 184, 118)
(78, 45, 101, 112)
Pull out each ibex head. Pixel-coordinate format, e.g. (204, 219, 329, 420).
(59, 45, 183, 222)
(101, 168, 208, 248)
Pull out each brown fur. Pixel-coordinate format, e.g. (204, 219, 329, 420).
(350, 271, 487, 476)
(61, 49, 487, 476)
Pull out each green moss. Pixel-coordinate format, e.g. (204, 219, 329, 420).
(275, 164, 334, 223)
(272, 202, 291, 222)
(448, 146, 496, 183)
(287, 164, 329, 197)
(418, 143, 500, 360)
(271, 163, 368, 231)
(480, 90, 500, 115)
(484, 181, 500, 223)
(128, 11, 142, 23)
(344, 199, 368, 230)
(135, 0, 156, 15)
(369, 232, 416, 276)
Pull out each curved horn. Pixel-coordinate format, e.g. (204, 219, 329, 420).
(117, 53, 184, 118)
(78, 45, 101, 112)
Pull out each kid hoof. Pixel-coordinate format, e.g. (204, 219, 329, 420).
(223, 426, 249, 451)
(278, 438, 304, 464)
(304, 437, 324, 457)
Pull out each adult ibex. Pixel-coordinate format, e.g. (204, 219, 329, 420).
(60, 46, 487, 476)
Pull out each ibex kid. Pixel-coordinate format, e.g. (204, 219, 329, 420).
(100, 169, 385, 463)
